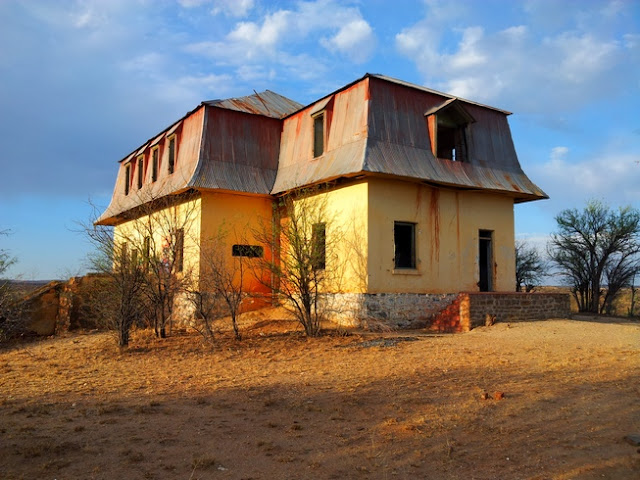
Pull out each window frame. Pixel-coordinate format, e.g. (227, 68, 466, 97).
(136, 154, 144, 189)
(167, 134, 177, 174)
(124, 164, 131, 195)
(232, 244, 264, 258)
(151, 146, 159, 182)
(312, 112, 325, 158)
(393, 221, 417, 270)
(174, 228, 184, 273)
(312, 222, 326, 271)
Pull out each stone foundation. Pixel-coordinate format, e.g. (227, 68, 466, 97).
(324, 291, 571, 331)
(323, 293, 457, 329)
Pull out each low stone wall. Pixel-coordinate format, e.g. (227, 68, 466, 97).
(324, 293, 457, 329)
(465, 292, 571, 328)
(325, 291, 571, 331)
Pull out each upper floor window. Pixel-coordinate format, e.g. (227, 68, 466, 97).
(425, 99, 475, 162)
(313, 113, 324, 158)
(168, 135, 176, 174)
(151, 147, 159, 182)
(124, 164, 131, 195)
(136, 155, 144, 189)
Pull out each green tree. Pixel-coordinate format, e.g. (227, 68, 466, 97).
(548, 201, 640, 314)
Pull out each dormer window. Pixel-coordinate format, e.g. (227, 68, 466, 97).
(124, 164, 131, 195)
(167, 135, 176, 174)
(425, 99, 475, 162)
(313, 113, 324, 157)
(136, 155, 144, 189)
(151, 147, 159, 182)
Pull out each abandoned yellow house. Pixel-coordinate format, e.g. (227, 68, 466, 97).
(97, 73, 565, 330)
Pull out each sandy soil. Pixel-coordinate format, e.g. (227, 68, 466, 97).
(1, 312, 639, 479)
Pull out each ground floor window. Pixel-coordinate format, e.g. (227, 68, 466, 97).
(312, 222, 326, 270)
(394, 221, 416, 269)
(232, 244, 263, 258)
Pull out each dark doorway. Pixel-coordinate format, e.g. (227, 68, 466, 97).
(478, 230, 493, 292)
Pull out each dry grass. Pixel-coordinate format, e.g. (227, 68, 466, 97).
(1, 311, 639, 479)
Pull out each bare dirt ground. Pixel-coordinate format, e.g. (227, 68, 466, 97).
(1, 311, 639, 480)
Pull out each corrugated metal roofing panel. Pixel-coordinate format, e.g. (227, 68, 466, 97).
(188, 105, 283, 194)
(272, 138, 367, 194)
(206, 90, 303, 119)
(369, 74, 512, 115)
(363, 138, 547, 201)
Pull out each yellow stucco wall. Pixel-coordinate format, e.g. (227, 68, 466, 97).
(199, 191, 274, 296)
(366, 178, 515, 293)
(289, 182, 369, 294)
(113, 196, 202, 278)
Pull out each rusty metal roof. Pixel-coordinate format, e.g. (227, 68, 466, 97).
(273, 75, 546, 202)
(205, 90, 303, 119)
(368, 74, 512, 115)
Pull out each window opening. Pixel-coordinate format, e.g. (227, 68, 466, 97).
(232, 244, 263, 258)
(136, 155, 144, 189)
(174, 228, 184, 272)
(168, 136, 176, 174)
(151, 147, 158, 182)
(313, 114, 324, 157)
(124, 164, 131, 195)
(436, 113, 468, 162)
(478, 229, 493, 292)
(143, 236, 151, 272)
(394, 222, 416, 269)
(312, 223, 326, 270)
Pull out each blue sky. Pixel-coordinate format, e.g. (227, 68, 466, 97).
(0, 0, 639, 280)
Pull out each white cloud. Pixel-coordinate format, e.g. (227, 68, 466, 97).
(321, 19, 376, 64)
(179, 0, 255, 17)
(184, 0, 376, 74)
(531, 147, 640, 208)
(395, 1, 639, 114)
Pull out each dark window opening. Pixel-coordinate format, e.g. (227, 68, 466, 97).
(174, 228, 184, 272)
(168, 136, 176, 174)
(143, 236, 151, 272)
(124, 165, 131, 195)
(478, 229, 493, 292)
(152, 148, 158, 182)
(312, 223, 326, 270)
(232, 244, 263, 258)
(394, 222, 416, 269)
(137, 155, 144, 189)
(120, 242, 129, 269)
(437, 117, 468, 162)
(313, 114, 324, 157)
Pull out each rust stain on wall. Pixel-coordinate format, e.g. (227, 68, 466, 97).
(430, 188, 440, 264)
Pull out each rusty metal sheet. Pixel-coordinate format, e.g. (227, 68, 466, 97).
(370, 74, 512, 115)
(364, 138, 547, 201)
(188, 106, 283, 194)
(206, 90, 302, 119)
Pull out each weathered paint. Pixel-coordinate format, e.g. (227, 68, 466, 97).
(114, 195, 203, 281)
(287, 181, 369, 294)
(199, 191, 274, 298)
(366, 177, 515, 294)
(98, 106, 205, 225)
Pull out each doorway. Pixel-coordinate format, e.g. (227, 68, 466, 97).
(478, 230, 493, 292)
